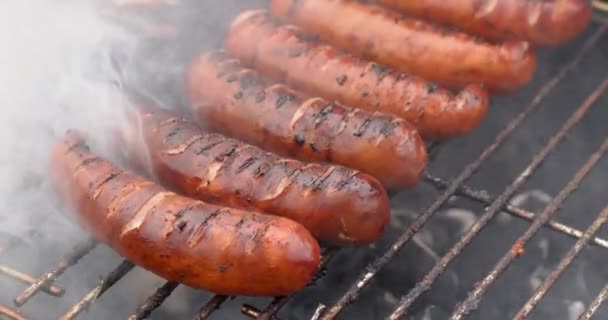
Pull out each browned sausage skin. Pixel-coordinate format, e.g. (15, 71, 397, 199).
(269, 0, 538, 92)
(225, 10, 490, 140)
(374, 0, 592, 46)
(50, 131, 320, 296)
(185, 50, 428, 190)
(119, 106, 390, 246)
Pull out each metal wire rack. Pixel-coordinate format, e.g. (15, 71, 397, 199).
(2, 6, 608, 320)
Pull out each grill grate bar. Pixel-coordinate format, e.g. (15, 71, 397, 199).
(128, 281, 179, 320)
(310, 304, 327, 320)
(424, 174, 608, 248)
(0, 265, 64, 297)
(14, 238, 97, 307)
(579, 284, 608, 320)
(449, 134, 608, 319)
(251, 248, 337, 320)
(196, 248, 336, 320)
(0, 304, 27, 320)
(196, 295, 229, 320)
(514, 205, 608, 319)
(316, 22, 608, 320)
(241, 304, 265, 319)
(388, 75, 608, 319)
(58, 260, 134, 320)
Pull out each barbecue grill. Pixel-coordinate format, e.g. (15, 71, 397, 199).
(2, 1, 608, 319)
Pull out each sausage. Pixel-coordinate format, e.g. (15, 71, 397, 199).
(224, 10, 490, 140)
(269, 0, 538, 92)
(49, 131, 320, 296)
(374, 0, 592, 46)
(185, 50, 428, 190)
(119, 106, 390, 246)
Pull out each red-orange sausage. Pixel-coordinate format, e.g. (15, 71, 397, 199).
(225, 10, 489, 140)
(374, 0, 592, 46)
(120, 106, 390, 246)
(186, 50, 428, 191)
(269, 0, 538, 92)
(50, 131, 320, 296)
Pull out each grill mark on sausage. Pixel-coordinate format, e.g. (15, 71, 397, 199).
(335, 171, 358, 191)
(258, 159, 300, 200)
(275, 92, 296, 109)
(72, 156, 102, 177)
(92, 170, 123, 200)
(253, 160, 273, 178)
(236, 156, 259, 173)
(163, 134, 205, 155)
(353, 115, 373, 137)
(215, 144, 239, 162)
(310, 166, 336, 191)
(336, 109, 359, 136)
(313, 103, 333, 128)
(252, 221, 273, 245)
(194, 140, 223, 155)
(120, 191, 173, 238)
(187, 208, 227, 248)
(106, 183, 141, 218)
(156, 117, 181, 131)
(170, 203, 196, 233)
(290, 97, 321, 129)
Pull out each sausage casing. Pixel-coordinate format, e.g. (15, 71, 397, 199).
(186, 50, 428, 190)
(120, 106, 390, 246)
(269, 0, 538, 92)
(50, 131, 320, 296)
(374, 0, 592, 46)
(225, 10, 490, 140)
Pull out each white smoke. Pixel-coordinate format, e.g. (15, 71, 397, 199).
(0, 0, 140, 240)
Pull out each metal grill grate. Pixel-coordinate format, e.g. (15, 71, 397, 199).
(2, 6, 608, 320)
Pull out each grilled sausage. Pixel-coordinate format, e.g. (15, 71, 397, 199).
(225, 10, 490, 140)
(269, 0, 538, 92)
(374, 0, 592, 46)
(50, 131, 320, 296)
(186, 50, 428, 190)
(119, 106, 390, 246)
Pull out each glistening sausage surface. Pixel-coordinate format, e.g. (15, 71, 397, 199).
(186, 51, 428, 191)
(225, 10, 490, 140)
(120, 106, 390, 246)
(374, 0, 592, 46)
(50, 131, 320, 296)
(269, 0, 538, 92)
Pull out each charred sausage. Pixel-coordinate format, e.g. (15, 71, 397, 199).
(119, 106, 390, 246)
(374, 0, 592, 46)
(269, 0, 538, 92)
(225, 10, 490, 140)
(50, 131, 320, 296)
(185, 50, 428, 191)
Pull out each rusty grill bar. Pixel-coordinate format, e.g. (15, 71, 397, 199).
(2, 10, 608, 320)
